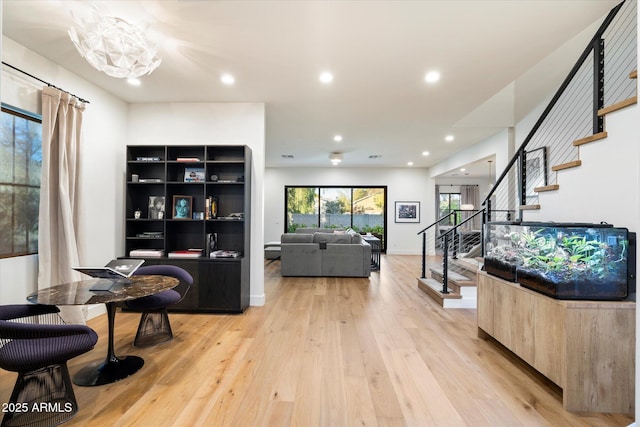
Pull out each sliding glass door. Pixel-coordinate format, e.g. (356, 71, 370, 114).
(285, 186, 387, 251)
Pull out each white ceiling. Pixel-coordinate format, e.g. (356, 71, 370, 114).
(2, 0, 619, 176)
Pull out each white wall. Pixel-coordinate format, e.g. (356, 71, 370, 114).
(522, 104, 638, 228)
(264, 167, 431, 254)
(1, 37, 128, 315)
(127, 103, 266, 306)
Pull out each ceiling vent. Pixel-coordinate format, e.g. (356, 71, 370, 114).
(281, 154, 294, 159)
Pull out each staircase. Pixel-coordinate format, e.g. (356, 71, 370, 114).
(525, 69, 637, 207)
(417, 257, 481, 308)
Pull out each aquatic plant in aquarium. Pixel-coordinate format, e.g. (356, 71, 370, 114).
(484, 222, 634, 300)
(484, 224, 525, 282)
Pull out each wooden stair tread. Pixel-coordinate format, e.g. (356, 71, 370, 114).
(630, 70, 637, 79)
(534, 184, 559, 192)
(417, 278, 462, 307)
(450, 257, 481, 273)
(572, 132, 607, 146)
(519, 204, 541, 210)
(429, 266, 473, 284)
(598, 96, 637, 116)
(552, 160, 582, 171)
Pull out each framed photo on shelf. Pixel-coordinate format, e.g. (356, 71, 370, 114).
(524, 147, 547, 201)
(395, 201, 420, 223)
(172, 195, 192, 219)
(184, 167, 205, 182)
(148, 196, 165, 219)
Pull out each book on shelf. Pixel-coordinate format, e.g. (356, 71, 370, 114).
(176, 157, 201, 162)
(168, 249, 202, 258)
(205, 233, 218, 257)
(138, 178, 163, 183)
(136, 156, 161, 161)
(210, 250, 241, 258)
(184, 167, 205, 182)
(205, 196, 218, 219)
(135, 232, 164, 238)
(129, 249, 165, 257)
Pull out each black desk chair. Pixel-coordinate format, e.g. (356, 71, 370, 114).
(0, 304, 98, 427)
(124, 265, 193, 348)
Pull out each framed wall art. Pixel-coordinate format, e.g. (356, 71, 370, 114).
(524, 147, 547, 201)
(395, 201, 420, 223)
(148, 196, 165, 219)
(172, 195, 192, 219)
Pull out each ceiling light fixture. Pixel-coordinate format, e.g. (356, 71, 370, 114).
(422, 151, 430, 156)
(319, 71, 334, 84)
(329, 152, 343, 165)
(333, 135, 343, 142)
(68, 6, 161, 79)
(445, 135, 454, 142)
(221, 73, 235, 85)
(407, 161, 414, 166)
(127, 77, 141, 86)
(424, 70, 441, 84)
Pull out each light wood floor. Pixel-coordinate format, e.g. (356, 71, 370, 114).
(1, 255, 635, 426)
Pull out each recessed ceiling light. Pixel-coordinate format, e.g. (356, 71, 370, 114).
(424, 70, 441, 84)
(445, 135, 454, 142)
(333, 134, 343, 142)
(319, 71, 334, 84)
(460, 168, 466, 172)
(127, 78, 141, 86)
(422, 151, 430, 156)
(221, 73, 235, 85)
(407, 161, 414, 166)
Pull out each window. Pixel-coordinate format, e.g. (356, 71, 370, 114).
(0, 104, 42, 258)
(320, 187, 351, 228)
(285, 186, 387, 250)
(439, 193, 461, 225)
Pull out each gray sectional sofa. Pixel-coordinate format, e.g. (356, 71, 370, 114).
(280, 228, 371, 277)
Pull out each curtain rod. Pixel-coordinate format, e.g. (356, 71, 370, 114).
(2, 61, 90, 104)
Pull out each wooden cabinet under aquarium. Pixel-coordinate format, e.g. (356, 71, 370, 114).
(477, 271, 635, 414)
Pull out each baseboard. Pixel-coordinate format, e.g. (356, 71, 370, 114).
(250, 293, 266, 306)
(87, 304, 106, 320)
(385, 250, 422, 255)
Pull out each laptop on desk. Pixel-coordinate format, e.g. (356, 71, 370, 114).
(73, 259, 145, 291)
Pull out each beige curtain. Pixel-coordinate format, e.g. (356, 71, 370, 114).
(461, 185, 480, 230)
(38, 86, 86, 323)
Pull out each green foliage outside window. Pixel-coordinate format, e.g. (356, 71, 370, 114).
(285, 186, 386, 250)
(286, 187, 317, 214)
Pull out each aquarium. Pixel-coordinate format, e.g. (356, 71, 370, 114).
(484, 222, 634, 300)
